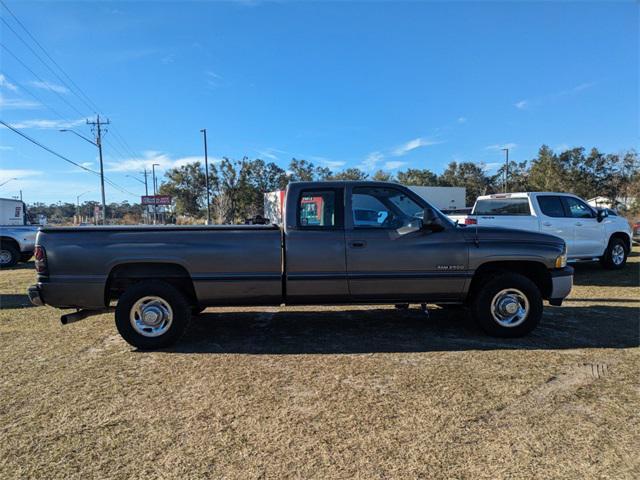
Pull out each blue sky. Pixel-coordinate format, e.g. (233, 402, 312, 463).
(0, 0, 637, 205)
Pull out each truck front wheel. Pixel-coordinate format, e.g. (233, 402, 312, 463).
(471, 273, 543, 337)
(600, 237, 628, 269)
(115, 281, 191, 350)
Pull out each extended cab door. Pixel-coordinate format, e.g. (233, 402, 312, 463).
(344, 185, 468, 302)
(536, 195, 575, 252)
(561, 196, 605, 257)
(283, 186, 350, 303)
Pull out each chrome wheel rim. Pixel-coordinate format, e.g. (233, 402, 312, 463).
(0, 249, 12, 265)
(490, 288, 529, 328)
(130, 296, 173, 337)
(612, 244, 625, 265)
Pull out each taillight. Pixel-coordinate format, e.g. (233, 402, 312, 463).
(34, 246, 47, 274)
(464, 217, 477, 225)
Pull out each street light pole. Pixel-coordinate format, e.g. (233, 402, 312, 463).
(76, 190, 91, 224)
(200, 128, 212, 225)
(501, 147, 509, 193)
(152, 163, 160, 224)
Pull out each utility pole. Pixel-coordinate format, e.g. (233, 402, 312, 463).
(200, 128, 212, 224)
(501, 147, 509, 193)
(86, 115, 109, 224)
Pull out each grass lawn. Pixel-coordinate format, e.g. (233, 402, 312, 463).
(0, 250, 638, 479)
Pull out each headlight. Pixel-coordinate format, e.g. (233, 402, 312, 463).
(555, 246, 567, 268)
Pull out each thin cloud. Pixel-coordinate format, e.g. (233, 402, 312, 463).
(360, 151, 384, 171)
(2, 118, 84, 129)
(0, 74, 18, 92)
(321, 159, 346, 169)
(206, 71, 224, 88)
(457, 117, 467, 124)
(514, 82, 596, 110)
(392, 137, 441, 157)
(485, 143, 517, 151)
(106, 151, 222, 173)
(29, 80, 69, 94)
(383, 161, 407, 170)
(0, 168, 43, 182)
(257, 149, 279, 160)
(0, 94, 40, 110)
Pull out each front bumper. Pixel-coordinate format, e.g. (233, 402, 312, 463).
(27, 284, 44, 306)
(548, 266, 574, 306)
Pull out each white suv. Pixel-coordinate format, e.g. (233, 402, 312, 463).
(468, 192, 632, 269)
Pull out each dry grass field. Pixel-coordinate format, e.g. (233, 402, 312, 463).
(1, 250, 639, 479)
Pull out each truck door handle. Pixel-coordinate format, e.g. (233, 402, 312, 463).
(575, 222, 583, 226)
(542, 222, 552, 227)
(350, 240, 366, 248)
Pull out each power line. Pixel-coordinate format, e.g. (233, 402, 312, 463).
(0, 119, 137, 197)
(0, 2, 98, 114)
(0, 1, 152, 176)
(0, 42, 88, 118)
(0, 70, 69, 122)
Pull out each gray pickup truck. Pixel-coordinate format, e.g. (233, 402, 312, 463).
(28, 181, 573, 349)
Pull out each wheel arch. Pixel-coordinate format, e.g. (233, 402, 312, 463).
(467, 260, 552, 302)
(608, 231, 631, 253)
(105, 262, 197, 306)
(0, 236, 21, 251)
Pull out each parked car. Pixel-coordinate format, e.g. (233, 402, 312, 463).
(0, 198, 39, 267)
(467, 192, 632, 269)
(29, 181, 573, 350)
(633, 222, 640, 244)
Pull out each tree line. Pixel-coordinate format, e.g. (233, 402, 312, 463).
(27, 145, 639, 224)
(158, 145, 639, 223)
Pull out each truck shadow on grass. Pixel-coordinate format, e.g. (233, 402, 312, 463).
(0, 294, 36, 309)
(572, 257, 639, 287)
(169, 304, 639, 354)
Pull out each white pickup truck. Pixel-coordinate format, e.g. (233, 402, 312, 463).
(0, 198, 39, 267)
(467, 192, 632, 269)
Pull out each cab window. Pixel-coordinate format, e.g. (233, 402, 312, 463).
(563, 197, 595, 219)
(297, 190, 338, 228)
(473, 198, 531, 215)
(537, 195, 565, 218)
(351, 187, 423, 229)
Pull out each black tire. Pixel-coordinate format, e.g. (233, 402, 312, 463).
(20, 252, 33, 263)
(115, 281, 191, 350)
(471, 273, 543, 338)
(600, 237, 628, 270)
(0, 243, 19, 268)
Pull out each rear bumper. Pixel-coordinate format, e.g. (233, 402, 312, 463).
(548, 266, 574, 306)
(27, 284, 44, 306)
(27, 281, 105, 309)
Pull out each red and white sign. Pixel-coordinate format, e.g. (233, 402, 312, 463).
(142, 195, 172, 206)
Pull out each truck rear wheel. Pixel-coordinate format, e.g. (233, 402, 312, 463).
(471, 273, 542, 337)
(0, 243, 19, 268)
(115, 281, 191, 350)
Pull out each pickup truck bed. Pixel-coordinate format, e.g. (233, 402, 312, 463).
(35, 224, 282, 309)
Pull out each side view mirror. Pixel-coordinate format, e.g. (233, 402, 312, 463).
(423, 207, 437, 225)
(597, 209, 608, 223)
(397, 219, 423, 236)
